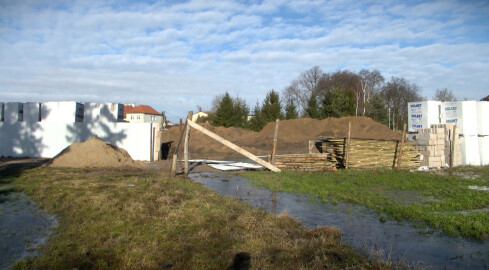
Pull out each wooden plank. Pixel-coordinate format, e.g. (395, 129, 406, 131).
(396, 124, 407, 168)
(184, 111, 193, 175)
(187, 120, 281, 172)
(170, 120, 188, 177)
(345, 122, 351, 169)
(179, 118, 183, 170)
(271, 119, 279, 165)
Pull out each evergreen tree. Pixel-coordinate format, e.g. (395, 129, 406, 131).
(260, 90, 282, 123)
(284, 98, 298, 120)
(367, 93, 389, 125)
(304, 95, 320, 119)
(322, 88, 356, 118)
(212, 92, 235, 127)
(248, 101, 265, 131)
(232, 97, 249, 128)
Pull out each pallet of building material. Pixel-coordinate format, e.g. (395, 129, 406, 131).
(274, 154, 336, 171)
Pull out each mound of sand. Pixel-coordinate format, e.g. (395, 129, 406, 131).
(50, 136, 145, 168)
(161, 116, 402, 159)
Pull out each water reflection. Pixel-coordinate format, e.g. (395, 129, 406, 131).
(0, 192, 58, 269)
(191, 172, 489, 270)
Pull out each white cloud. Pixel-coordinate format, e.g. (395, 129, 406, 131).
(1, 0, 488, 121)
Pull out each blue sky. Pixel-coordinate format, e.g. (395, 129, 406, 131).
(1, 0, 489, 122)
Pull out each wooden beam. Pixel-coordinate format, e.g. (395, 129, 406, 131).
(178, 118, 183, 170)
(187, 120, 281, 172)
(184, 111, 193, 175)
(450, 126, 457, 168)
(170, 119, 188, 177)
(396, 123, 407, 168)
(271, 119, 280, 165)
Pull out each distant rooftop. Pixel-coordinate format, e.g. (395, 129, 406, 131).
(124, 105, 160, 117)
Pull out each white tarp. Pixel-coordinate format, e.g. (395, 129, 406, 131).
(207, 162, 263, 171)
(479, 136, 489, 166)
(407, 101, 441, 132)
(477, 101, 489, 136)
(461, 135, 481, 166)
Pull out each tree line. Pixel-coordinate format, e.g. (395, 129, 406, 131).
(202, 66, 457, 131)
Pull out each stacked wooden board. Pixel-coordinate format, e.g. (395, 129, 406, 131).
(314, 138, 421, 169)
(274, 154, 337, 171)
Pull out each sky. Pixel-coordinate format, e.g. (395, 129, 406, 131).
(1, 0, 489, 122)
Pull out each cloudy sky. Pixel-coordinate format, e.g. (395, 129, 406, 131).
(1, 0, 488, 121)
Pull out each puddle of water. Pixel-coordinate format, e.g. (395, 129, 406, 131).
(190, 172, 489, 270)
(0, 191, 58, 269)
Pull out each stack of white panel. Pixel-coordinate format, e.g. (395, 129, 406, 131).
(23, 102, 41, 122)
(41, 101, 84, 122)
(0, 102, 4, 121)
(100, 103, 124, 123)
(478, 101, 489, 165)
(84, 102, 123, 123)
(83, 102, 102, 123)
(4, 102, 23, 123)
(407, 101, 441, 132)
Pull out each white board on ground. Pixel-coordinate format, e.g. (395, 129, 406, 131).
(208, 162, 263, 171)
(407, 101, 441, 132)
(479, 136, 489, 166)
(477, 102, 489, 135)
(461, 135, 480, 166)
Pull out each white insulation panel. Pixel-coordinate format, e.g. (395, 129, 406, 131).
(441, 101, 478, 136)
(477, 102, 489, 136)
(461, 135, 480, 166)
(407, 101, 441, 132)
(479, 136, 489, 166)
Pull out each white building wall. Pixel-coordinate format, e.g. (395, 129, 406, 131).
(407, 101, 441, 132)
(41, 101, 84, 122)
(0, 121, 158, 161)
(126, 113, 162, 123)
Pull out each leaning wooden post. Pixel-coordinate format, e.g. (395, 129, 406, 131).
(184, 111, 193, 175)
(187, 120, 281, 172)
(345, 121, 351, 169)
(170, 120, 188, 177)
(396, 123, 407, 168)
(450, 126, 457, 168)
(271, 119, 280, 165)
(179, 118, 183, 170)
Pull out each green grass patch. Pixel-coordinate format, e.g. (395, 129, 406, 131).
(243, 167, 489, 240)
(4, 166, 391, 269)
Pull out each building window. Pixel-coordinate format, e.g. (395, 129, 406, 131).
(130, 115, 134, 120)
(137, 115, 140, 120)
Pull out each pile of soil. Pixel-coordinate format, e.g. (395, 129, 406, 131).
(50, 136, 146, 168)
(161, 116, 401, 159)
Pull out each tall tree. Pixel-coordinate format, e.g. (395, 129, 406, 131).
(212, 92, 235, 127)
(322, 88, 356, 118)
(304, 95, 321, 119)
(322, 70, 362, 116)
(433, 88, 457, 102)
(284, 98, 298, 120)
(367, 93, 389, 125)
(261, 90, 282, 123)
(381, 77, 423, 130)
(248, 101, 265, 131)
(359, 69, 384, 116)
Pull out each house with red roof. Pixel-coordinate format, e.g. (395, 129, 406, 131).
(124, 104, 163, 124)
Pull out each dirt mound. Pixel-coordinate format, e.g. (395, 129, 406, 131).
(161, 116, 401, 159)
(50, 136, 146, 168)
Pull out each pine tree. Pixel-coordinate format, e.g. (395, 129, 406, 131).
(304, 95, 320, 119)
(367, 93, 389, 125)
(322, 88, 356, 118)
(213, 92, 235, 127)
(248, 101, 265, 131)
(284, 98, 298, 120)
(261, 90, 282, 123)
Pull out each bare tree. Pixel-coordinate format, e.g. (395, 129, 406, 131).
(433, 88, 457, 102)
(381, 77, 423, 130)
(359, 69, 384, 115)
(322, 70, 362, 115)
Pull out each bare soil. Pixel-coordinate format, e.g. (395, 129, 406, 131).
(161, 116, 401, 159)
(49, 136, 148, 168)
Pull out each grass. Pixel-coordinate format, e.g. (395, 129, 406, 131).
(1, 166, 391, 269)
(243, 166, 489, 240)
